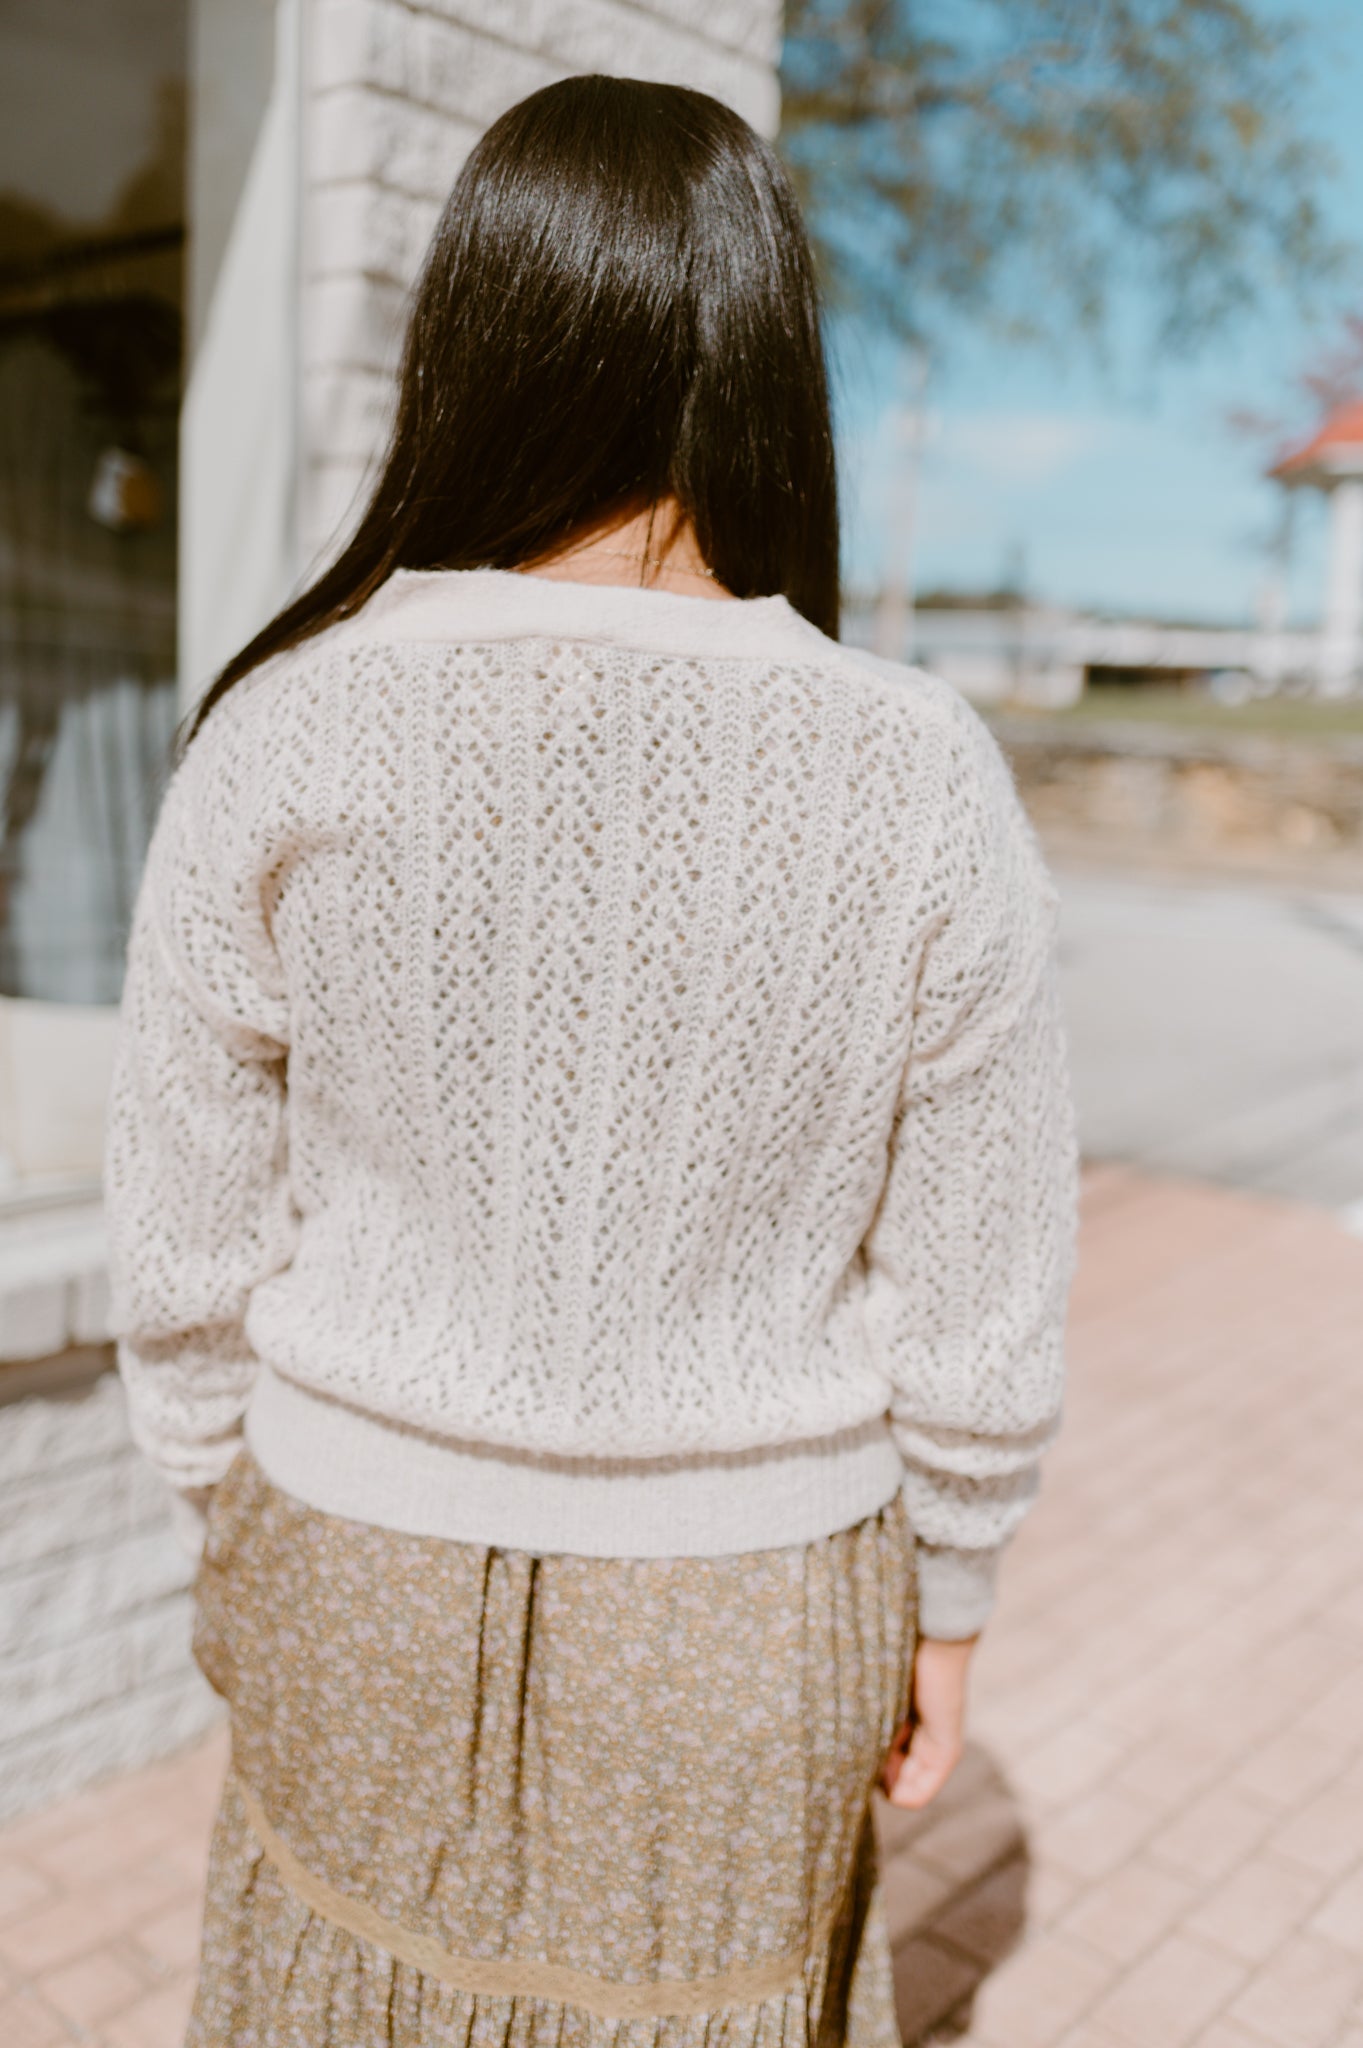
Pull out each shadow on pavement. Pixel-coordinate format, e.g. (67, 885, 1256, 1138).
(876, 1739, 1030, 2043)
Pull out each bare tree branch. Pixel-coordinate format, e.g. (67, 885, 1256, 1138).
(781, 0, 1349, 352)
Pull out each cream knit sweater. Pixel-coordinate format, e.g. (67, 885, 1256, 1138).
(104, 568, 1078, 1639)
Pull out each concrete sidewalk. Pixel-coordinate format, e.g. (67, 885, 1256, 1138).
(1056, 868, 1363, 1211)
(1, 1166, 1361, 2048)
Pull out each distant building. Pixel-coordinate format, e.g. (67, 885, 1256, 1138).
(856, 399, 1363, 710)
(1270, 398, 1363, 696)
(843, 591, 1328, 710)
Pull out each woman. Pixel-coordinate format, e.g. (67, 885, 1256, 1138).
(104, 74, 1077, 2048)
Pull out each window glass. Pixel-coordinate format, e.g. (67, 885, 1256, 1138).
(0, 2, 185, 1004)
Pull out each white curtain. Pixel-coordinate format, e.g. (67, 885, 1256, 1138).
(0, 318, 180, 1004)
(0, 670, 178, 1003)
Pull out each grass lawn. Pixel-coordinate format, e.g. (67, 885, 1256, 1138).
(1001, 685, 1363, 741)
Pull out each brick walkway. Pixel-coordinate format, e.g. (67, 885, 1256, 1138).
(1, 1166, 1361, 2048)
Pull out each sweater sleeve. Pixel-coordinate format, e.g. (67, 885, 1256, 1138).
(102, 712, 298, 1506)
(861, 698, 1079, 1640)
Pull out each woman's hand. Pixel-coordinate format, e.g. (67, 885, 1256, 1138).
(880, 1632, 981, 1810)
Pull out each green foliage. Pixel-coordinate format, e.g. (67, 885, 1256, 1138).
(780, 0, 1347, 351)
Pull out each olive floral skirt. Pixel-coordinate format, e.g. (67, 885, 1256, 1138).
(186, 1448, 917, 2048)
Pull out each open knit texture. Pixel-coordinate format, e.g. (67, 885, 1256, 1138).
(103, 569, 1078, 1640)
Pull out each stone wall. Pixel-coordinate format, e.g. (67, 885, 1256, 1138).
(994, 715, 1363, 884)
(297, 0, 783, 565)
(0, 1357, 219, 1825)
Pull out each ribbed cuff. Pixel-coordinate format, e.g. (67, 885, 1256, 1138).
(914, 1541, 1002, 1640)
(167, 1485, 214, 1564)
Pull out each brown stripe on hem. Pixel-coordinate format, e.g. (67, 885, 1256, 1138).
(235, 1775, 827, 2021)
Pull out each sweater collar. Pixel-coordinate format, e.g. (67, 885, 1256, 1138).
(344, 567, 835, 666)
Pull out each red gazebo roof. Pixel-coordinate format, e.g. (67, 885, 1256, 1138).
(1270, 398, 1363, 485)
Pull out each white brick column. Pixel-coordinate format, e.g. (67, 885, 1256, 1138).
(296, 0, 783, 568)
(1321, 477, 1363, 696)
(0, 1364, 221, 1824)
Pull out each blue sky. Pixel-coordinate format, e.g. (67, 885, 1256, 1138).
(832, 2, 1363, 624)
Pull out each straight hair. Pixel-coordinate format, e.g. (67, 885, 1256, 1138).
(180, 74, 840, 752)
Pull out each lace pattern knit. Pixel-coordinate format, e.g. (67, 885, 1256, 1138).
(104, 570, 1078, 1639)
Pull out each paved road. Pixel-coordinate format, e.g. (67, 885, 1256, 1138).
(1056, 865, 1363, 1216)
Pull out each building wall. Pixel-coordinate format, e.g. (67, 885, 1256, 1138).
(297, 0, 782, 564)
(3, 0, 783, 1823)
(0, 1359, 217, 1824)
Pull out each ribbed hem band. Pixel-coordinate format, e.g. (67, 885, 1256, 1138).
(242, 1364, 906, 1561)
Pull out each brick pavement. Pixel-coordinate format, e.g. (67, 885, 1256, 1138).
(1, 1165, 1361, 2048)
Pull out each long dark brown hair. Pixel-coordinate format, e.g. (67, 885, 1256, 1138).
(181, 74, 840, 752)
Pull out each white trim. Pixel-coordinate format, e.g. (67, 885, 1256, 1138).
(179, 0, 304, 711)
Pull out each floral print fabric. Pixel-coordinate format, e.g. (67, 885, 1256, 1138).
(186, 1450, 918, 2048)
